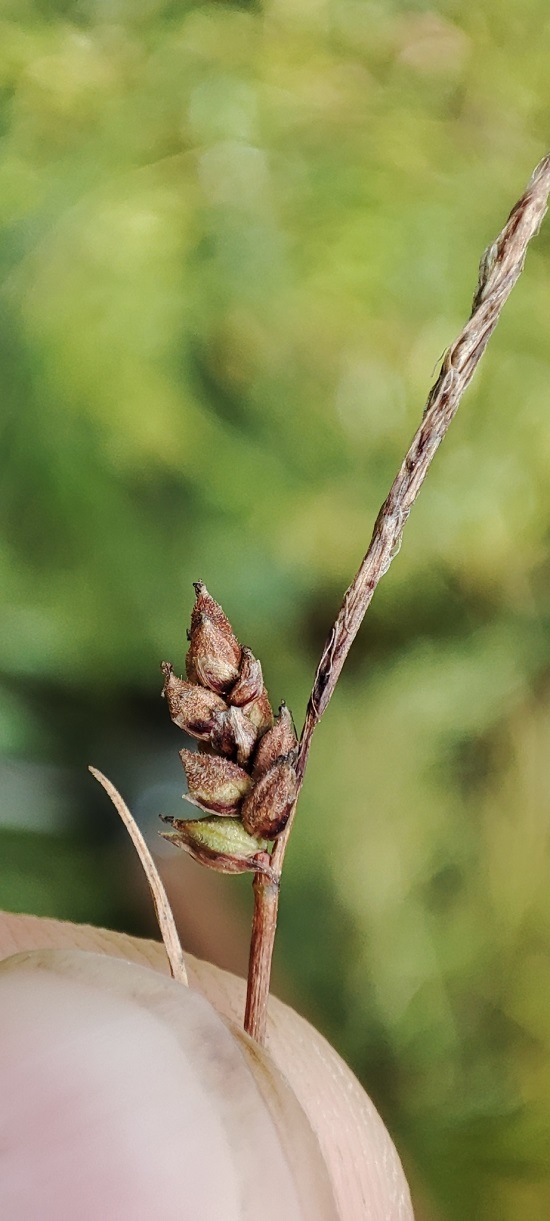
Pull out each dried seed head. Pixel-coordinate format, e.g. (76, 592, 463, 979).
(160, 814, 268, 874)
(186, 614, 241, 694)
(161, 662, 228, 739)
(229, 647, 264, 707)
(210, 705, 258, 766)
(179, 749, 252, 815)
(253, 703, 298, 777)
(241, 754, 298, 839)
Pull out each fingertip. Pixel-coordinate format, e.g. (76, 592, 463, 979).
(0, 952, 339, 1221)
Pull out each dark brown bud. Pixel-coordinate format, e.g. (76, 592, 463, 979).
(253, 703, 298, 777)
(161, 662, 228, 739)
(186, 614, 241, 694)
(179, 749, 252, 815)
(160, 814, 269, 874)
(229, 647, 264, 707)
(241, 754, 298, 839)
(210, 705, 258, 766)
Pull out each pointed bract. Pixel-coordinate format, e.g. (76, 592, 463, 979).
(186, 614, 241, 694)
(243, 686, 273, 736)
(253, 703, 298, 777)
(161, 662, 228, 739)
(191, 583, 239, 643)
(160, 815, 268, 874)
(211, 705, 258, 766)
(179, 748, 252, 815)
(229, 647, 264, 707)
(230, 647, 274, 733)
(241, 754, 298, 839)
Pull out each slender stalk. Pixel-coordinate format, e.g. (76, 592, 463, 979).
(89, 766, 188, 986)
(244, 152, 550, 1042)
(244, 860, 280, 1044)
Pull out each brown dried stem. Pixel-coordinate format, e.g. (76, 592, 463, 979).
(244, 152, 550, 1044)
(244, 855, 280, 1038)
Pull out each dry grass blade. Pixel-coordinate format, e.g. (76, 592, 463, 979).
(242, 154, 550, 1045)
(89, 766, 188, 986)
(297, 152, 550, 759)
(272, 153, 550, 874)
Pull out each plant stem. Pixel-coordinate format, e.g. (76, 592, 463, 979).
(243, 152, 550, 1044)
(244, 859, 280, 1043)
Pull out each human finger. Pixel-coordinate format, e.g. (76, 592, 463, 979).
(0, 911, 413, 1220)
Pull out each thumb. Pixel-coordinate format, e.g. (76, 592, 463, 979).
(0, 912, 413, 1219)
(0, 949, 337, 1221)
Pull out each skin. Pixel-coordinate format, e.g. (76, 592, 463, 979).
(0, 911, 414, 1220)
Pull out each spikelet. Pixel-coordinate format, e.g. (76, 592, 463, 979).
(185, 584, 241, 694)
(241, 755, 298, 839)
(160, 584, 298, 873)
(179, 749, 252, 815)
(229, 647, 273, 736)
(160, 815, 268, 874)
(253, 703, 298, 777)
(161, 663, 228, 739)
(210, 705, 258, 766)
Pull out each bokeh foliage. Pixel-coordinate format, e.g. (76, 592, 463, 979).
(1, 1, 550, 1216)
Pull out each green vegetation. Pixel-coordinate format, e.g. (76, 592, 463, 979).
(1, 2, 550, 1216)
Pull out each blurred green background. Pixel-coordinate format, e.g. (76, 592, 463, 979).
(1, 1, 550, 1216)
